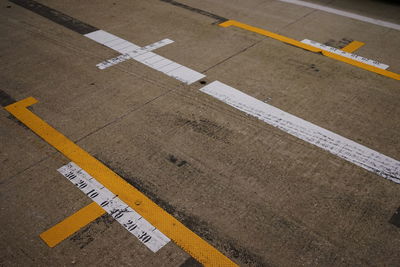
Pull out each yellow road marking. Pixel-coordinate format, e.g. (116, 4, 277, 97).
(5, 97, 237, 267)
(341, 40, 365, 53)
(40, 202, 105, 247)
(41, 205, 105, 247)
(220, 20, 400, 81)
(219, 20, 321, 52)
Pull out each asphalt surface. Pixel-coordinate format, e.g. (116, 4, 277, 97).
(1, 0, 400, 266)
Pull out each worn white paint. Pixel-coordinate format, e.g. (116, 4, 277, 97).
(85, 30, 205, 84)
(96, 39, 174, 70)
(200, 81, 400, 184)
(278, 0, 400, 31)
(301, 39, 389, 69)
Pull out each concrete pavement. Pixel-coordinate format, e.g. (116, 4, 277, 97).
(1, 0, 399, 266)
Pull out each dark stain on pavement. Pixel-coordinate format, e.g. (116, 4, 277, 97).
(389, 207, 400, 228)
(0, 89, 30, 129)
(10, 0, 99, 35)
(0, 89, 16, 107)
(70, 213, 115, 249)
(178, 118, 233, 144)
(180, 257, 203, 267)
(324, 38, 354, 49)
(160, 0, 228, 24)
(168, 154, 187, 167)
(287, 59, 325, 77)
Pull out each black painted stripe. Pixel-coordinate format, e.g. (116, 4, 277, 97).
(9, 0, 98, 35)
(160, 0, 228, 24)
(389, 207, 400, 228)
(0, 90, 16, 107)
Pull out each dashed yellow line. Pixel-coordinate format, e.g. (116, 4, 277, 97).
(220, 20, 400, 81)
(341, 40, 365, 53)
(40, 202, 105, 247)
(5, 97, 238, 267)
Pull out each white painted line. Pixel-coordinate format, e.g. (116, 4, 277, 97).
(112, 41, 132, 51)
(85, 30, 141, 53)
(86, 30, 204, 84)
(134, 52, 157, 62)
(58, 162, 170, 252)
(151, 58, 174, 69)
(120, 45, 139, 54)
(200, 81, 400, 184)
(129, 50, 149, 59)
(277, 0, 400, 31)
(96, 54, 131, 70)
(143, 55, 165, 66)
(85, 30, 119, 44)
(158, 62, 182, 73)
(167, 66, 206, 84)
(97, 41, 170, 69)
(301, 39, 389, 69)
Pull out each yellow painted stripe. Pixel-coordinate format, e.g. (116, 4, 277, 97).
(219, 20, 321, 53)
(220, 20, 400, 81)
(40, 202, 105, 247)
(5, 97, 237, 267)
(341, 40, 365, 53)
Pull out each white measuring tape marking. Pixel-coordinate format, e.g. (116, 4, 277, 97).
(96, 39, 174, 70)
(277, 0, 400, 31)
(58, 162, 170, 252)
(301, 39, 389, 69)
(85, 30, 205, 84)
(200, 81, 400, 184)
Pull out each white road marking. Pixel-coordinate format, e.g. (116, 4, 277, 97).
(277, 0, 400, 31)
(85, 30, 205, 84)
(58, 162, 170, 252)
(96, 39, 174, 70)
(200, 81, 400, 184)
(301, 39, 389, 69)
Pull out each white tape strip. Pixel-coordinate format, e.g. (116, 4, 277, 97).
(58, 162, 170, 252)
(277, 0, 400, 31)
(200, 81, 400, 184)
(97, 39, 174, 70)
(85, 30, 141, 53)
(85, 30, 205, 84)
(301, 39, 389, 69)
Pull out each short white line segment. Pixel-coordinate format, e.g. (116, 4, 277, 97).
(200, 81, 400, 184)
(277, 0, 400, 31)
(301, 39, 389, 69)
(85, 30, 205, 84)
(96, 39, 174, 70)
(58, 162, 170, 252)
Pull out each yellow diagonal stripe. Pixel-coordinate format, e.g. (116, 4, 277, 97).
(220, 20, 399, 81)
(40, 202, 105, 247)
(5, 97, 237, 267)
(341, 41, 365, 53)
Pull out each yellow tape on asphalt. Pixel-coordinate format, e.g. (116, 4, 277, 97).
(5, 97, 237, 267)
(220, 20, 399, 81)
(341, 41, 365, 53)
(40, 202, 105, 247)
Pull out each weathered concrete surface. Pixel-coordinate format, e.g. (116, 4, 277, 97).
(1, 0, 399, 266)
